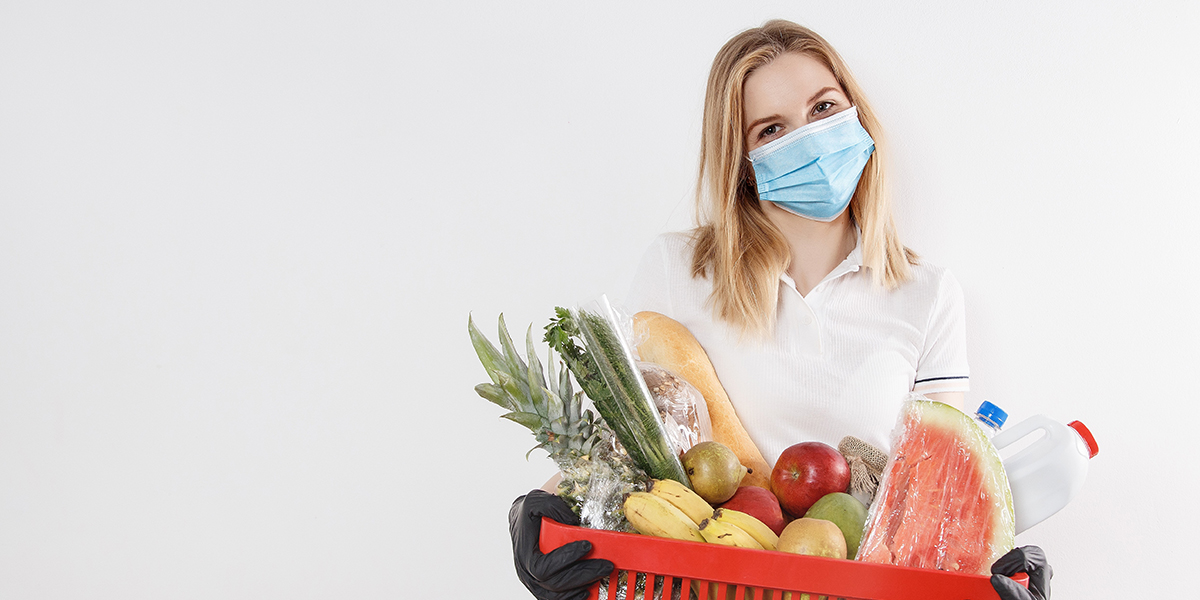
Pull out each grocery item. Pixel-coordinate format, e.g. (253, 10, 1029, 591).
(632, 311, 773, 489)
(857, 397, 1015, 575)
(545, 300, 691, 487)
(803, 492, 868, 559)
(682, 441, 748, 504)
(777, 518, 847, 559)
(639, 361, 713, 453)
(468, 314, 647, 529)
(974, 400, 1008, 436)
(993, 415, 1099, 534)
(771, 441, 851, 517)
(718, 485, 787, 536)
(712, 508, 779, 551)
(837, 435, 887, 506)
(648, 478, 714, 526)
(698, 516, 764, 549)
(623, 491, 706, 543)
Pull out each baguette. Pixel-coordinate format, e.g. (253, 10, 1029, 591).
(632, 311, 772, 489)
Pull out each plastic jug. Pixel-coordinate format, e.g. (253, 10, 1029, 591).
(991, 415, 1099, 534)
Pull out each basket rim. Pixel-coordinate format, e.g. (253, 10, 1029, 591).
(540, 518, 1016, 600)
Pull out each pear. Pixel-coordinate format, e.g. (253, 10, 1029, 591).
(682, 441, 749, 504)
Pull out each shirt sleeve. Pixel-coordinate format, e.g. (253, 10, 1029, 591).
(622, 234, 674, 316)
(913, 268, 971, 395)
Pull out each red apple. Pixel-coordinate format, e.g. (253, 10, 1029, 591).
(718, 485, 788, 535)
(770, 441, 851, 517)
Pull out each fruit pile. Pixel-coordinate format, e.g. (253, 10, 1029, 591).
(469, 307, 1014, 577)
(623, 438, 870, 562)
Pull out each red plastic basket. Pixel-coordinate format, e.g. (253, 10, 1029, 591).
(540, 518, 1025, 600)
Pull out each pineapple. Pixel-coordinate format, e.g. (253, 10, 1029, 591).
(468, 314, 647, 529)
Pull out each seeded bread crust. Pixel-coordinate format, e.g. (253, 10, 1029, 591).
(633, 311, 773, 490)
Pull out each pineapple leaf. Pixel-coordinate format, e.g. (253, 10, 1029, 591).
(500, 411, 544, 430)
(496, 372, 533, 413)
(546, 349, 559, 399)
(525, 326, 548, 419)
(567, 389, 582, 424)
(544, 385, 564, 422)
(550, 418, 567, 435)
(497, 314, 529, 379)
(525, 444, 546, 460)
(474, 383, 512, 410)
(468, 314, 509, 386)
(559, 362, 573, 406)
(584, 431, 601, 454)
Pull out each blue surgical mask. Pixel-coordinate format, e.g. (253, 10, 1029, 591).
(747, 106, 875, 222)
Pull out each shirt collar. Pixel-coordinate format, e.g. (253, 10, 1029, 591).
(779, 226, 863, 292)
(845, 226, 864, 269)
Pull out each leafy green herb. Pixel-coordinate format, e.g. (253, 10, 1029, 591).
(545, 304, 691, 487)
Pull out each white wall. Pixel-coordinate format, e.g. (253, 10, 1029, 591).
(1, 1, 1196, 598)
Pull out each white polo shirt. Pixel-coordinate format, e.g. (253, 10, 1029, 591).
(624, 231, 970, 463)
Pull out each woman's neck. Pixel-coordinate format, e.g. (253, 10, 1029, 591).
(762, 202, 856, 297)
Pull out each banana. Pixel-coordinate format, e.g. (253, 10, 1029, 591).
(697, 516, 764, 549)
(713, 508, 778, 551)
(623, 492, 706, 543)
(648, 478, 714, 526)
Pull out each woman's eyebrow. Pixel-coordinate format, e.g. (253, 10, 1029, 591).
(746, 114, 782, 134)
(745, 87, 843, 134)
(807, 86, 840, 105)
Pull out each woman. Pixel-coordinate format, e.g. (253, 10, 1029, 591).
(509, 20, 1051, 600)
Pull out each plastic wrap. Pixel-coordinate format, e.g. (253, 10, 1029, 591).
(638, 361, 713, 454)
(571, 296, 692, 486)
(856, 394, 1015, 575)
(555, 426, 647, 532)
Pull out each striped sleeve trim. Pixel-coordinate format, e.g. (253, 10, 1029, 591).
(913, 375, 970, 394)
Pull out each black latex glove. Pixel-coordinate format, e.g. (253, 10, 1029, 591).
(990, 545, 1052, 600)
(509, 489, 614, 600)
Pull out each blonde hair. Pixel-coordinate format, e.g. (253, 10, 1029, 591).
(691, 19, 918, 335)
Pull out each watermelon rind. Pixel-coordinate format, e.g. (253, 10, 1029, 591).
(856, 395, 1015, 574)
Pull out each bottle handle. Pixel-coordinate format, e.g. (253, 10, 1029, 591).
(991, 415, 1058, 463)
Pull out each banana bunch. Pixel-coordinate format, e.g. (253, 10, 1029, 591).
(623, 491, 705, 543)
(622, 478, 711, 543)
(623, 479, 778, 552)
(699, 508, 779, 551)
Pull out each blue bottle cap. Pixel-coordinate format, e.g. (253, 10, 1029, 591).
(975, 401, 1008, 430)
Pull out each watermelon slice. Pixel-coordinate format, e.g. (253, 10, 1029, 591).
(856, 397, 1015, 575)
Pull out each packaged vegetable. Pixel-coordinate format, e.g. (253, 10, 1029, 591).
(545, 296, 692, 488)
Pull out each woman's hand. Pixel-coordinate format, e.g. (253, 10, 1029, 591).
(509, 489, 614, 600)
(990, 545, 1052, 600)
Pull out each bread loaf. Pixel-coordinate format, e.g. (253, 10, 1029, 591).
(632, 311, 772, 489)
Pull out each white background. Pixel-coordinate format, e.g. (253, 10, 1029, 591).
(1, 1, 1197, 598)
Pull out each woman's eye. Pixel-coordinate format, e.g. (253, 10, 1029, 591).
(759, 124, 781, 139)
(812, 101, 835, 116)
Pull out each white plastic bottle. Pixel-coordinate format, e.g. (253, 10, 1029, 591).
(991, 415, 1099, 534)
(974, 400, 1008, 436)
